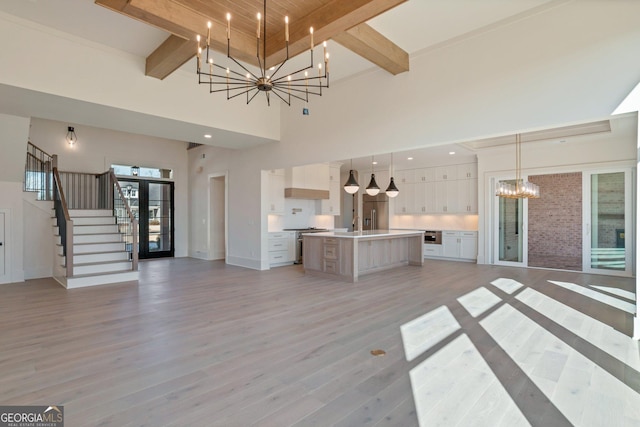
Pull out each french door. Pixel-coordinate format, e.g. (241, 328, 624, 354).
(494, 178, 528, 267)
(119, 179, 174, 259)
(583, 170, 633, 276)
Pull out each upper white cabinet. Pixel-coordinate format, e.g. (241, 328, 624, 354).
(393, 163, 477, 214)
(267, 169, 285, 215)
(286, 164, 330, 190)
(319, 164, 342, 215)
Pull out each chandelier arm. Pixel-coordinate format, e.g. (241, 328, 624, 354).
(271, 86, 309, 103)
(268, 58, 289, 82)
(226, 55, 260, 81)
(246, 89, 261, 104)
(270, 87, 292, 106)
(271, 64, 315, 83)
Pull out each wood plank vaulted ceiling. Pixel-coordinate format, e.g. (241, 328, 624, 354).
(96, 0, 410, 80)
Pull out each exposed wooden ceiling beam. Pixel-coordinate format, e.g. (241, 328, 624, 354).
(332, 23, 409, 75)
(265, 0, 407, 67)
(96, 0, 409, 80)
(146, 35, 196, 80)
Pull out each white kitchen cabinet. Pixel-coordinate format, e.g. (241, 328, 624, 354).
(320, 176, 341, 214)
(415, 167, 436, 183)
(435, 165, 457, 181)
(435, 180, 458, 213)
(285, 163, 330, 190)
(267, 169, 285, 215)
(441, 231, 477, 261)
(456, 178, 478, 213)
(268, 231, 295, 266)
(396, 169, 415, 184)
(423, 244, 443, 258)
(394, 182, 415, 214)
(457, 163, 477, 180)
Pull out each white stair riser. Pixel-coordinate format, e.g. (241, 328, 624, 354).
(72, 216, 116, 226)
(74, 252, 129, 264)
(74, 242, 126, 253)
(74, 224, 119, 234)
(62, 271, 139, 289)
(74, 234, 122, 244)
(73, 261, 132, 276)
(68, 209, 113, 217)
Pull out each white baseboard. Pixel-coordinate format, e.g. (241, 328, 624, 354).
(226, 255, 264, 271)
(24, 267, 53, 280)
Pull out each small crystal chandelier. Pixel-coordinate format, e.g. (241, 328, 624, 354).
(496, 133, 540, 199)
(196, 0, 330, 106)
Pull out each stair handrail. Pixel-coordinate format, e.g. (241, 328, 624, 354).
(25, 141, 56, 201)
(53, 167, 73, 277)
(109, 169, 138, 271)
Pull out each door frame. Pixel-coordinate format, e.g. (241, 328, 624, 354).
(491, 176, 529, 268)
(582, 167, 634, 277)
(208, 172, 228, 262)
(119, 178, 175, 259)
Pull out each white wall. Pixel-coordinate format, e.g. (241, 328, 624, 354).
(28, 118, 190, 260)
(0, 113, 30, 284)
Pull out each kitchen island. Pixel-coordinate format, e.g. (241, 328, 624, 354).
(303, 230, 424, 282)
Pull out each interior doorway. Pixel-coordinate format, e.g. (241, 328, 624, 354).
(209, 174, 227, 261)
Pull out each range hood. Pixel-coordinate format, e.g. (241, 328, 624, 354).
(284, 188, 330, 199)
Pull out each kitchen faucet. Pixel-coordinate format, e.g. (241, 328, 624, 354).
(352, 215, 362, 232)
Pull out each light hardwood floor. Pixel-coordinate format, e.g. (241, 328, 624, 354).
(0, 258, 636, 426)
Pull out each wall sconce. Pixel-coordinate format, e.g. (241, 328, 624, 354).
(66, 126, 78, 146)
(131, 165, 139, 176)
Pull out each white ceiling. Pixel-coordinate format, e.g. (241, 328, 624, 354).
(0, 0, 565, 151)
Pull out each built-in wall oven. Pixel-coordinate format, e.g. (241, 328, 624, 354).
(424, 230, 442, 245)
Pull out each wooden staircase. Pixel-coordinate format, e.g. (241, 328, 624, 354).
(54, 209, 138, 288)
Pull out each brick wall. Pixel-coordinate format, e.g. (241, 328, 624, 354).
(528, 173, 582, 270)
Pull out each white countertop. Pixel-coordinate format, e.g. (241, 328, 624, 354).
(302, 229, 424, 239)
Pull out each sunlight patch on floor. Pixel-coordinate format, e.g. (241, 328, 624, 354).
(400, 306, 460, 362)
(517, 287, 640, 371)
(409, 334, 530, 427)
(589, 285, 636, 301)
(548, 280, 635, 314)
(481, 304, 640, 426)
(457, 287, 502, 318)
(490, 278, 524, 294)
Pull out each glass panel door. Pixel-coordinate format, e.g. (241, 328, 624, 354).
(147, 182, 173, 256)
(584, 170, 632, 276)
(494, 179, 527, 266)
(119, 179, 174, 259)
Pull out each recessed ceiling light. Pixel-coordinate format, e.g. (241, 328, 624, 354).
(407, 157, 413, 160)
(204, 134, 212, 138)
(372, 161, 378, 165)
(449, 151, 456, 155)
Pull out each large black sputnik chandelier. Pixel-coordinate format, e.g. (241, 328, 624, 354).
(196, 0, 330, 106)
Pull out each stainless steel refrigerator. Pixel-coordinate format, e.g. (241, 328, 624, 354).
(362, 193, 389, 230)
